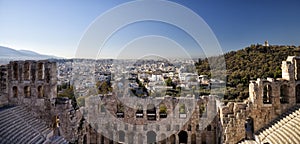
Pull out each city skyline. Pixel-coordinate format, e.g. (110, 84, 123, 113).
(1, 0, 300, 58)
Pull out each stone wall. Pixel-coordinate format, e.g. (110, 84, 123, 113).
(3, 60, 57, 125)
(220, 56, 300, 144)
(0, 65, 8, 106)
(83, 94, 219, 144)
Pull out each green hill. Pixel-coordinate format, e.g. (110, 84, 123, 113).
(195, 44, 299, 101)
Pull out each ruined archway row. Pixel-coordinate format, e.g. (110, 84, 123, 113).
(87, 130, 213, 144)
(88, 95, 215, 124)
(221, 56, 300, 143)
(2, 60, 58, 105)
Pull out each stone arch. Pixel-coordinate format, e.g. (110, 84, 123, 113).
(179, 103, 186, 114)
(45, 64, 51, 83)
(138, 133, 143, 144)
(23, 62, 30, 80)
(136, 104, 144, 118)
(191, 133, 196, 144)
(12, 86, 18, 98)
(38, 85, 44, 98)
(178, 130, 188, 143)
(118, 130, 125, 143)
(166, 124, 171, 131)
(24, 86, 31, 98)
(83, 134, 87, 144)
(31, 62, 36, 82)
(147, 131, 157, 144)
(101, 135, 105, 144)
(199, 103, 207, 117)
(116, 103, 124, 118)
(147, 104, 156, 120)
(201, 133, 206, 144)
(160, 133, 167, 144)
(245, 117, 254, 140)
(280, 84, 289, 104)
(127, 132, 134, 144)
(37, 62, 44, 80)
(196, 124, 200, 131)
(263, 84, 272, 104)
(159, 103, 167, 118)
(169, 134, 176, 144)
(207, 125, 211, 131)
(296, 84, 300, 103)
(13, 62, 18, 80)
(188, 124, 192, 131)
(179, 103, 187, 118)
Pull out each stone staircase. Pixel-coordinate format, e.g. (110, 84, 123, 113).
(0, 105, 68, 144)
(239, 105, 300, 144)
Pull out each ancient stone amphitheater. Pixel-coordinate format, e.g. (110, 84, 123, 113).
(1, 56, 300, 143)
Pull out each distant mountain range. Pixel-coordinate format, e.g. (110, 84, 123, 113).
(0, 46, 59, 65)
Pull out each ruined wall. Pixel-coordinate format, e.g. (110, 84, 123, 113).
(220, 56, 300, 144)
(83, 95, 219, 144)
(0, 65, 8, 106)
(53, 97, 88, 143)
(3, 60, 57, 126)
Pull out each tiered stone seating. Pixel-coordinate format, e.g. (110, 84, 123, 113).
(259, 107, 300, 144)
(0, 106, 68, 144)
(239, 105, 300, 144)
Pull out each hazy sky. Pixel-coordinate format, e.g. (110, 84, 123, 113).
(1, 0, 300, 59)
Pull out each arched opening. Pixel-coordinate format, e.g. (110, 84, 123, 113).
(199, 103, 207, 118)
(166, 124, 171, 131)
(116, 103, 124, 118)
(147, 104, 156, 120)
(83, 135, 87, 144)
(147, 131, 157, 144)
(24, 86, 31, 98)
(23, 62, 30, 80)
(118, 130, 125, 143)
(101, 135, 105, 144)
(188, 124, 192, 131)
(178, 130, 188, 143)
(160, 133, 166, 144)
(45, 66, 51, 83)
(169, 134, 176, 144)
(128, 132, 134, 144)
(245, 117, 254, 140)
(263, 85, 272, 104)
(196, 124, 200, 131)
(13, 63, 18, 80)
(100, 104, 106, 113)
(296, 84, 300, 103)
(138, 133, 143, 144)
(12, 86, 18, 98)
(38, 86, 44, 98)
(31, 63, 35, 82)
(191, 134, 196, 144)
(179, 104, 187, 118)
(280, 84, 289, 104)
(37, 63, 44, 80)
(136, 104, 143, 118)
(207, 125, 211, 131)
(159, 104, 167, 118)
(178, 131, 188, 143)
(201, 133, 206, 144)
(160, 133, 167, 144)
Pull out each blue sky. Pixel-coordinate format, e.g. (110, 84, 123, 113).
(1, 0, 300, 58)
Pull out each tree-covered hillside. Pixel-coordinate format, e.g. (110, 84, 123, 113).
(195, 44, 299, 101)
